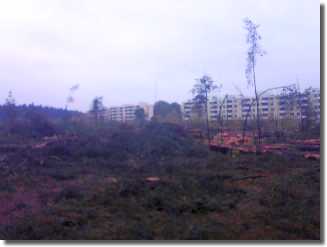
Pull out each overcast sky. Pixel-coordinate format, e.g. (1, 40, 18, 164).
(0, 0, 319, 111)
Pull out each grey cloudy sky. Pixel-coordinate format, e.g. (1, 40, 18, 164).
(0, 0, 320, 111)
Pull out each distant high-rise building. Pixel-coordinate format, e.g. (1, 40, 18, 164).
(106, 103, 153, 122)
(182, 88, 320, 122)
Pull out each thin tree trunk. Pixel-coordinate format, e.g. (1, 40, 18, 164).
(241, 85, 295, 144)
(217, 96, 227, 144)
(205, 90, 210, 146)
(241, 98, 255, 144)
(241, 116, 248, 144)
(297, 94, 304, 132)
(95, 112, 99, 128)
(252, 63, 262, 146)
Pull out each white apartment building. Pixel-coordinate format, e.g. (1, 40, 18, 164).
(307, 88, 320, 119)
(106, 103, 153, 122)
(182, 88, 320, 122)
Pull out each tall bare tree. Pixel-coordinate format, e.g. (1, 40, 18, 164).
(192, 75, 218, 145)
(135, 107, 146, 126)
(65, 84, 80, 110)
(90, 97, 105, 126)
(217, 94, 228, 144)
(244, 18, 266, 144)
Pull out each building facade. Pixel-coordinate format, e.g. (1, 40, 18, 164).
(182, 88, 320, 122)
(106, 103, 153, 122)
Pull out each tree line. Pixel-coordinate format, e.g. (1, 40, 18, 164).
(0, 18, 319, 144)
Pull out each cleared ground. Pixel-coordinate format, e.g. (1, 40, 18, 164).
(0, 130, 320, 240)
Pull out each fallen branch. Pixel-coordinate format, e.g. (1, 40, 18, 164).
(231, 175, 266, 181)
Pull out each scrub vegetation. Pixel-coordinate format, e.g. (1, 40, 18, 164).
(0, 110, 320, 240)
